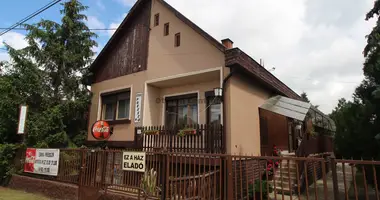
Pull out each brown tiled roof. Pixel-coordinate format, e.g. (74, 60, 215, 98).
(225, 48, 301, 100)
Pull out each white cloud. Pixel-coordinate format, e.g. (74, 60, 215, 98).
(87, 16, 105, 30)
(164, 0, 374, 113)
(0, 31, 28, 61)
(117, 0, 137, 7)
(96, 0, 106, 10)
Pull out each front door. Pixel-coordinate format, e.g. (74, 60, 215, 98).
(288, 121, 298, 152)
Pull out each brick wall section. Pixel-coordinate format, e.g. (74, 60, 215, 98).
(8, 175, 144, 200)
(8, 174, 78, 200)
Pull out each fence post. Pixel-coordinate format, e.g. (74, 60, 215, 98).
(135, 127, 143, 150)
(330, 155, 340, 200)
(160, 152, 168, 200)
(78, 149, 86, 200)
(225, 155, 234, 200)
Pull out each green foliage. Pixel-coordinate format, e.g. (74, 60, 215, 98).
(0, 144, 19, 185)
(177, 128, 197, 137)
(330, 0, 380, 189)
(301, 92, 310, 103)
(331, 0, 380, 161)
(0, 0, 96, 183)
(0, 0, 95, 147)
(248, 180, 273, 199)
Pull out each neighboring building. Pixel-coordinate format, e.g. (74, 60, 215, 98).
(86, 0, 334, 156)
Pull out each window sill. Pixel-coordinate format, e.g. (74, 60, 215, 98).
(106, 119, 131, 125)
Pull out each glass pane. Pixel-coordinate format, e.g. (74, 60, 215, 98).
(189, 97, 198, 105)
(167, 100, 177, 107)
(165, 106, 177, 128)
(104, 103, 115, 120)
(178, 106, 188, 125)
(190, 105, 198, 124)
(209, 104, 221, 125)
(178, 99, 187, 106)
(117, 99, 130, 119)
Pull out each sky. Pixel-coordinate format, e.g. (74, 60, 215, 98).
(0, 0, 376, 114)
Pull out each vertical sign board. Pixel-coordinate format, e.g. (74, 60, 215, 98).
(122, 151, 146, 172)
(24, 148, 60, 176)
(134, 93, 142, 123)
(17, 105, 28, 134)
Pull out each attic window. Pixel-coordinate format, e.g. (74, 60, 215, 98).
(154, 13, 160, 26)
(175, 32, 181, 47)
(164, 23, 169, 36)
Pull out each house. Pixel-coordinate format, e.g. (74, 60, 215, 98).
(85, 0, 334, 157)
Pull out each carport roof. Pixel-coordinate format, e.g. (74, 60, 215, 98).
(259, 95, 311, 121)
(260, 95, 336, 132)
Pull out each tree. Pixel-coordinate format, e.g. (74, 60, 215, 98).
(0, 0, 96, 184)
(330, 0, 380, 189)
(300, 91, 319, 108)
(301, 92, 310, 103)
(0, 0, 96, 147)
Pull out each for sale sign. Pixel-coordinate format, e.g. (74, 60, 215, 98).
(122, 151, 146, 172)
(24, 148, 60, 176)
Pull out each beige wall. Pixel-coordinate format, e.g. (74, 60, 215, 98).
(88, 72, 147, 142)
(88, 0, 225, 142)
(144, 85, 161, 126)
(227, 74, 271, 155)
(147, 0, 225, 78)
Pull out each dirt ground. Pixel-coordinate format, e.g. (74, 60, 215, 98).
(0, 187, 50, 200)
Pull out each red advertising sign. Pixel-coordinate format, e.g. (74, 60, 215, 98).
(24, 148, 36, 173)
(91, 120, 112, 140)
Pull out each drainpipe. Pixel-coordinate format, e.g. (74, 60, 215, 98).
(222, 67, 236, 154)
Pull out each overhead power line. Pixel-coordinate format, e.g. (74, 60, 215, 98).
(0, 27, 120, 31)
(0, 0, 62, 36)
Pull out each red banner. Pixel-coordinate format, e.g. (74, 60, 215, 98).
(24, 148, 36, 173)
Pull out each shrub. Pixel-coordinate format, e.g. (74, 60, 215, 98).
(248, 180, 273, 199)
(0, 144, 19, 185)
(141, 168, 161, 196)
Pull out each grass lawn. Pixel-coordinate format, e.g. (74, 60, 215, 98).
(0, 187, 50, 200)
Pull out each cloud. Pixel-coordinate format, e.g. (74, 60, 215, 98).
(96, 0, 106, 10)
(164, 0, 374, 113)
(0, 31, 28, 61)
(117, 0, 137, 7)
(87, 16, 105, 30)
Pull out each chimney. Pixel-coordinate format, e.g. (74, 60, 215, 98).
(221, 38, 233, 49)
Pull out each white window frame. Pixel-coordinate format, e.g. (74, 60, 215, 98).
(115, 98, 131, 120)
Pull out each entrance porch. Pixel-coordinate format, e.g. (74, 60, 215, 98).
(141, 68, 224, 153)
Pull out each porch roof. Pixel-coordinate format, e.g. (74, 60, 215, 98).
(260, 95, 336, 132)
(260, 95, 310, 121)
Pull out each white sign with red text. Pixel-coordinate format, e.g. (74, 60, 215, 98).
(24, 148, 60, 176)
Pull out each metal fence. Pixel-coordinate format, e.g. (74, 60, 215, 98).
(17, 148, 380, 200)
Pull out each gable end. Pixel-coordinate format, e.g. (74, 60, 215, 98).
(91, 0, 152, 83)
